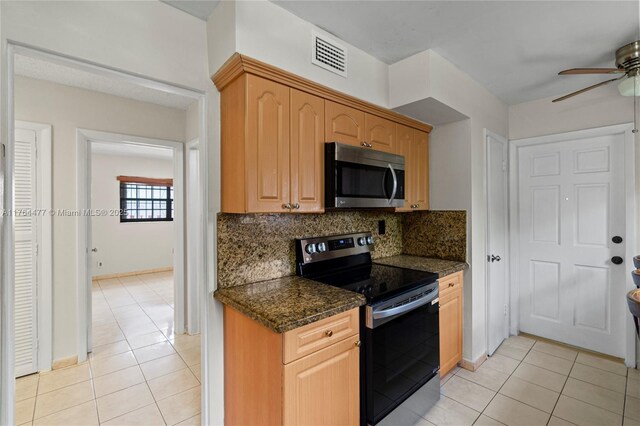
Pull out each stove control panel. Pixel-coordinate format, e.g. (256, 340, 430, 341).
(296, 232, 375, 264)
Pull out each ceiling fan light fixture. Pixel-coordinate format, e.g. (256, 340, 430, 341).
(618, 73, 640, 96)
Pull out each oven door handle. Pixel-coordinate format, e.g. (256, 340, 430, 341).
(387, 164, 398, 205)
(372, 292, 438, 320)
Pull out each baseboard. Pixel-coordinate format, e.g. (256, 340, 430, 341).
(52, 355, 78, 370)
(459, 352, 488, 372)
(92, 267, 172, 281)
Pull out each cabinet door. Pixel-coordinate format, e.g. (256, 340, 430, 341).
(290, 89, 325, 213)
(364, 114, 395, 153)
(284, 337, 360, 426)
(414, 130, 429, 210)
(395, 124, 414, 212)
(439, 285, 463, 377)
(246, 75, 291, 212)
(325, 101, 365, 148)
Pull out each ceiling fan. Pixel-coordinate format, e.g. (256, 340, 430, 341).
(553, 40, 640, 102)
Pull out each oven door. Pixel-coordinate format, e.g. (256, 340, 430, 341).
(364, 286, 440, 425)
(326, 142, 405, 208)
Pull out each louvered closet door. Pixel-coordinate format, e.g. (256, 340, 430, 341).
(14, 128, 38, 377)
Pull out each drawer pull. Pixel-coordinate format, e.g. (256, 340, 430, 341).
(325, 330, 333, 337)
(355, 340, 361, 347)
(449, 283, 455, 287)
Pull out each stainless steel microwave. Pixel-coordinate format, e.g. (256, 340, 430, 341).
(325, 142, 405, 209)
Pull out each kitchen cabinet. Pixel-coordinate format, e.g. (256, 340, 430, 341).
(224, 306, 360, 426)
(214, 53, 432, 213)
(395, 125, 430, 211)
(364, 114, 395, 153)
(325, 100, 365, 147)
(220, 75, 324, 213)
(439, 271, 463, 377)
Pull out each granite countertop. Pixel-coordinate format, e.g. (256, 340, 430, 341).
(214, 275, 366, 333)
(374, 254, 468, 278)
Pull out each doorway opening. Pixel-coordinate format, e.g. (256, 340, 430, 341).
(7, 45, 208, 425)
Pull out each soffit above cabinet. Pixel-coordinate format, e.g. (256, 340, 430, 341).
(212, 53, 433, 134)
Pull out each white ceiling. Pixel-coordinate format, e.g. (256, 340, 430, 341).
(272, 1, 640, 104)
(15, 55, 195, 110)
(160, 0, 220, 20)
(91, 142, 173, 160)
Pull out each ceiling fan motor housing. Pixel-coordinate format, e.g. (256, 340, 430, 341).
(616, 41, 640, 72)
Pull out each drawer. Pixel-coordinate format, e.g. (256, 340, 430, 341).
(283, 308, 359, 364)
(439, 271, 463, 296)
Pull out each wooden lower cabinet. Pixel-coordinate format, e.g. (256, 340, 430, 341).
(224, 306, 361, 426)
(439, 272, 464, 377)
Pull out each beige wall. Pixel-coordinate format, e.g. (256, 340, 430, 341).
(91, 153, 174, 277)
(15, 75, 187, 361)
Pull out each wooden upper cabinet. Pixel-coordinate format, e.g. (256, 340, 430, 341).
(325, 100, 365, 148)
(364, 114, 395, 153)
(290, 89, 324, 213)
(395, 124, 414, 212)
(246, 75, 291, 212)
(414, 130, 429, 210)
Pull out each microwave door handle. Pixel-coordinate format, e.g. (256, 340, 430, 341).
(388, 164, 398, 205)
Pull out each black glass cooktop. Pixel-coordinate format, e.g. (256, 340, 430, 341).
(306, 262, 438, 304)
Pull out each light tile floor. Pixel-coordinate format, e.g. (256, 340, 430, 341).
(382, 335, 640, 426)
(15, 272, 201, 426)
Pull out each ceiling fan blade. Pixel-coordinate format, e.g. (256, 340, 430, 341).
(559, 68, 623, 75)
(552, 77, 621, 102)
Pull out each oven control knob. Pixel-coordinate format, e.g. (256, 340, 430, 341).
(357, 237, 367, 246)
(317, 242, 327, 253)
(366, 236, 374, 245)
(305, 243, 317, 254)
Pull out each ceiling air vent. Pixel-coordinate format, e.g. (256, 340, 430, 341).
(311, 31, 347, 78)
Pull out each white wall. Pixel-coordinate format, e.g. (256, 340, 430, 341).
(390, 50, 509, 363)
(14, 75, 186, 361)
(91, 153, 174, 277)
(210, 0, 389, 107)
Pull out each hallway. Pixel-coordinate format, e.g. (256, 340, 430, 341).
(15, 272, 201, 425)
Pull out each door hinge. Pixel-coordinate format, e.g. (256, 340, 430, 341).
(502, 161, 507, 172)
(35, 244, 39, 256)
(1, 143, 5, 158)
(504, 305, 508, 316)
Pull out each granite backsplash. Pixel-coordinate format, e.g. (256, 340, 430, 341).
(403, 210, 467, 262)
(217, 210, 466, 288)
(217, 211, 403, 288)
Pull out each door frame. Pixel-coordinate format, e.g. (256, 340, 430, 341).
(509, 123, 637, 366)
(14, 120, 53, 373)
(484, 129, 509, 356)
(185, 138, 203, 335)
(76, 129, 185, 362)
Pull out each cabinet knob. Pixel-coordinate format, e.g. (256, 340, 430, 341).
(355, 340, 361, 347)
(325, 330, 333, 337)
(282, 203, 292, 210)
(449, 283, 454, 288)
(293, 203, 300, 209)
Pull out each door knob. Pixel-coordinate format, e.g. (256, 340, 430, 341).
(91, 248, 98, 253)
(612, 236, 623, 244)
(612, 256, 624, 265)
(490, 255, 501, 262)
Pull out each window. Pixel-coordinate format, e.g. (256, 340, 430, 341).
(118, 176, 173, 222)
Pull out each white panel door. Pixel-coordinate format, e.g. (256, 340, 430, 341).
(487, 133, 509, 355)
(518, 134, 625, 357)
(14, 128, 38, 377)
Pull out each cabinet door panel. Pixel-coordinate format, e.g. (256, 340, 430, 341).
(395, 124, 414, 212)
(326, 101, 365, 148)
(439, 286, 463, 377)
(246, 75, 291, 212)
(291, 89, 324, 213)
(284, 337, 360, 426)
(414, 130, 429, 210)
(365, 114, 395, 153)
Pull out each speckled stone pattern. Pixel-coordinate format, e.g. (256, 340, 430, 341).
(217, 211, 402, 288)
(374, 255, 468, 278)
(403, 210, 467, 262)
(213, 275, 366, 333)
